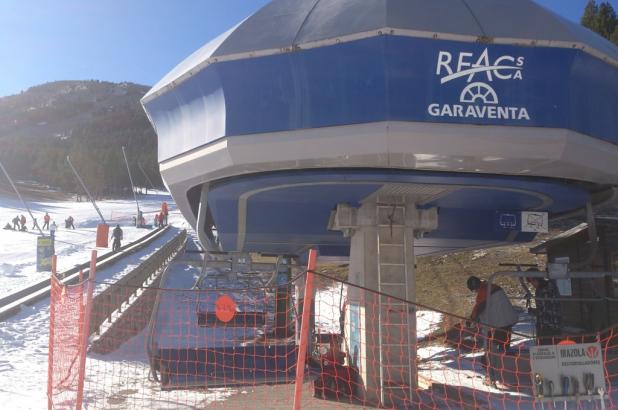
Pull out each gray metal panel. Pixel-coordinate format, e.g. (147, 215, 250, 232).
(145, 23, 238, 100)
(466, 0, 574, 40)
(294, 0, 387, 43)
(212, 0, 318, 56)
(558, 15, 618, 61)
(385, 0, 483, 36)
(467, 0, 618, 60)
(145, 0, 618, 103)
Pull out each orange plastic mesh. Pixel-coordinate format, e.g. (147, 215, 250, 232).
(49, 269, 617, 409)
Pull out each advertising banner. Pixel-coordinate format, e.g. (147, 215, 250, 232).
(530, 342, 605, 398)
(37, 236, 54, 272)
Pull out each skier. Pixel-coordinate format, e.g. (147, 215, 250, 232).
(154, 213, 159, 228)
(42, 212, 50, 230)
(32, 217, 40, 231)
(111, 224, 123, 252)
(161, 202, 169, 225)
(12, 216, 20, 230)
(66, 216, 75, 229)
(50, 221, 57, 239)
(20, 215, 26, 230)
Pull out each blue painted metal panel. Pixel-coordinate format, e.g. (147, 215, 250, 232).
(206, 169, 588, 255)
(145, 36, 618, 162)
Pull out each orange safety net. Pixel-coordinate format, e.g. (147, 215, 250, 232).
(55, 267, 618, 409)
(48, 274, 88, 409)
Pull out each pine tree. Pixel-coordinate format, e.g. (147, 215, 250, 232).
(582, 0, 600, 32)
(581, 0, 618, 45)
(611, 25, 618, 44)
(597, 2, 618, 39)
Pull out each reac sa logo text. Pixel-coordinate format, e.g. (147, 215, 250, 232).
(427, 49, 531, 121)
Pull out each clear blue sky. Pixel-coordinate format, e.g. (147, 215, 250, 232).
(0, 0, 615, 97)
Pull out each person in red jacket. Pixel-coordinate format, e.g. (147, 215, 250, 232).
(20, 214, 26, 230)
(42, 212, 50, 230)
(161, 202, 169, 225)
(467, 276, 518, 386)
(468, 276, 517, 350)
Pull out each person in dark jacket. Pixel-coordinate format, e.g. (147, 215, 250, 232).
(65, 216, 75, 229)
(12, 216, 20, 230)
(111, 224, 123, 252)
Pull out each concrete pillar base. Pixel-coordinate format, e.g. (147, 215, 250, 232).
(330, 196, 437, 406)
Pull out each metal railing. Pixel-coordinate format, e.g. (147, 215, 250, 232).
(89, 229, 187, 336)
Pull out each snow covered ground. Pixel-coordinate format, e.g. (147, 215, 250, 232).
(1, 191, 614, 409)
(0, 192, 182, 298)
(0, 191, 189, 409)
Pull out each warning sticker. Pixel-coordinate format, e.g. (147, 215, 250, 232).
(530, 343, 605, 398)
(215, 295, 237, 323)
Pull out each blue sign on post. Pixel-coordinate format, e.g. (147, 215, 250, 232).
(37, 236, 54, 272)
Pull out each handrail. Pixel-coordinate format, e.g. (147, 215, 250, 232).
(0, 226, 170, 321)
(89, 230, 187, 336)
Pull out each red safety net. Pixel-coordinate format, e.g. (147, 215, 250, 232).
(51, 265, 618, 409)
(48, 274, 88, 409)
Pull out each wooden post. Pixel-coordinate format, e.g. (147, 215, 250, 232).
(293, 249, 317, 410)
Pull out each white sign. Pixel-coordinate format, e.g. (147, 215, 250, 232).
(556, 279, 573, 296)
(428, 48, 531, 121)
(521, 211, 548, 233)
(530, 343, 606, 398)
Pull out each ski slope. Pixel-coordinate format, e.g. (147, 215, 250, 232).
(0, 191, 187, 408)
(0, 192, 179, 298)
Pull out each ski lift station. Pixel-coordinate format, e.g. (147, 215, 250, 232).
(142, 0, 618, 405)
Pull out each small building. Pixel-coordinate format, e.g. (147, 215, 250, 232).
(530, 218, 618, 334)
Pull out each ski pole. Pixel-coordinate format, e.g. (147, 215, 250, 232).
(598, 387, 605, 410)
(547, 380, 556, 409)
(561, 376, 569, 410)
(571, 377, 579, 409)
(583, 373, 594, 407)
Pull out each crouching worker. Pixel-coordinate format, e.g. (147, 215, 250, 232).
(312, 335, 359, 401)
(467, 275, 518, 387)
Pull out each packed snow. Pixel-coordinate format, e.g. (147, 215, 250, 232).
(0, 191, 187, 409)
(1, 192, 615, 409)
(0, 192, 178, 297)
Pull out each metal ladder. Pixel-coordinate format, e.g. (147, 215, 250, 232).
(376, 203, 414, 406)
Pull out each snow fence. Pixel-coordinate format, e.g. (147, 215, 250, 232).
(48, 257, 618, 409)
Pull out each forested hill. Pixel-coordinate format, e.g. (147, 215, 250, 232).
(0, 80, 162, 197)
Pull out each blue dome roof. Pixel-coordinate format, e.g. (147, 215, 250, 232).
(145, 0, 618, 101)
